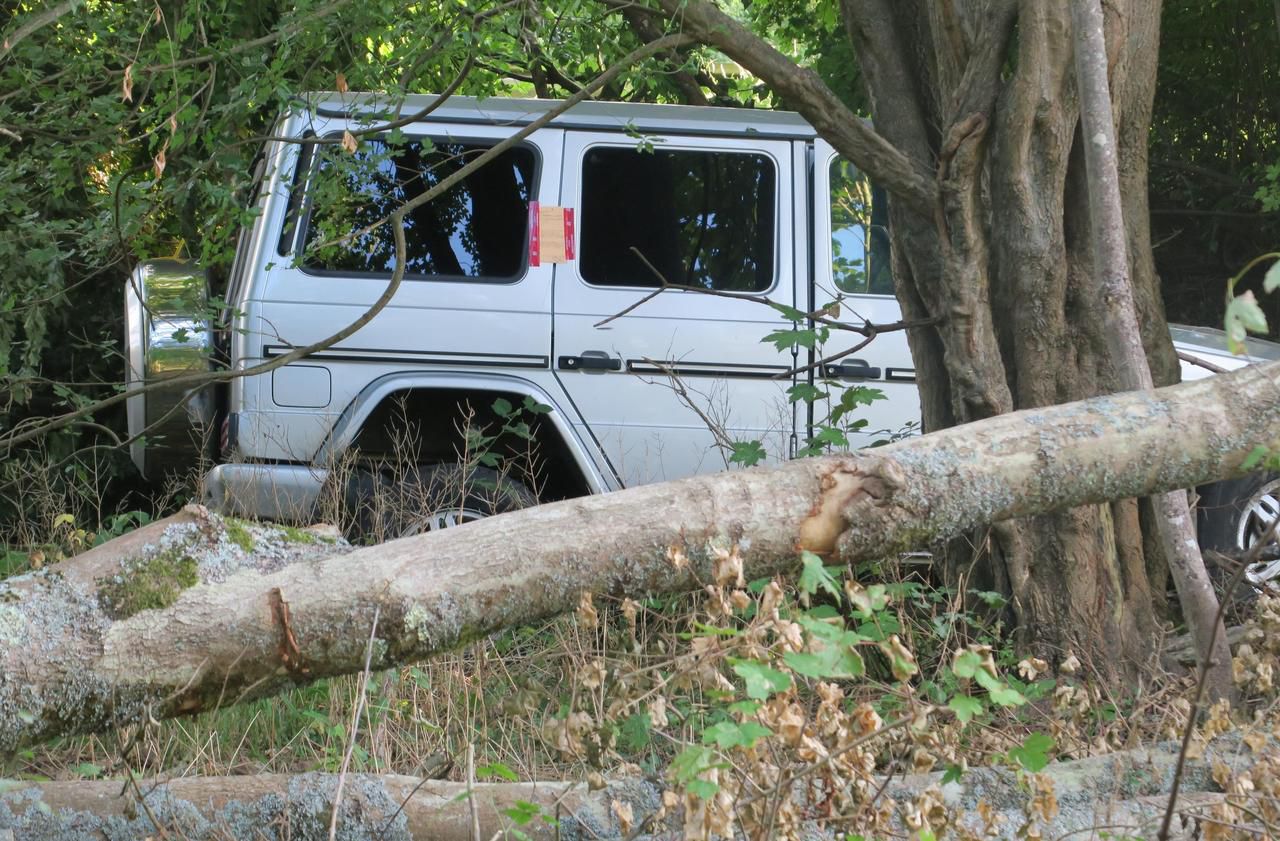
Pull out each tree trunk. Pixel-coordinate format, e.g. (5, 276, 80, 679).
(1068, 0, 1231, 697)
(2, 361, 1279, 752)
(0, 734, 1263, 839)
(658, 0, 1197, 673)
(0, 773, 659, 840)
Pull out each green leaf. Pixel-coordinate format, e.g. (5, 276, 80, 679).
(620, 712, 651, 751)
(1264, 259, 1280, 294)
(768, 302, 808, 321)
(798, 551, 841, 599)
(731, 659, 792, 699)
(1007, 733, 1054, 772)
(784, 647, 865, 679)
(686, 778, 720, 799)
(1225, 291, 1269, 353)
(702, 720, 773, 749)
(491, 397, 514, 416)
(477, 761, 518, 782)
(941, 764, 965, 785)
(762, 329, 803, 350)
(502, 799, 542, 826)
(951, 650, 982, 679)
(787, 382, 827, 404)
(1242, 445, 1271, 471)
(701, 721, 741, 747)
(670, 745, 718, 783)
(948, 695, 983, 723)
(729, 440, 767, 466)
(846, 582, 890, 617)
(809, 425, 850, 449)
(972, 668, 1027, 706)
(521, 396, 553, 414)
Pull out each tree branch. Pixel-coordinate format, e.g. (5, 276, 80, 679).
(2, 358, 1278, 751)
(650, 0, 938, 214)
(0, 0, 81, 61)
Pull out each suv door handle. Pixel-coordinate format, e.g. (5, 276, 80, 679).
(824, 359, 882, 381)
(558, 351, 621, 372)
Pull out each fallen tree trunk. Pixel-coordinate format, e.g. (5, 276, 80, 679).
(3, 360, 1279, 751)
(0, 773, 661, 840)
(3, 733, 1270, 839)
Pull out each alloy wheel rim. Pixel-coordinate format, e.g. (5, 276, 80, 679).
(399, 507, 488, 538)
(1235, 480, 1280, 588)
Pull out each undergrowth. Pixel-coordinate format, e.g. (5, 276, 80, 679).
(11, 548, 1235, 834)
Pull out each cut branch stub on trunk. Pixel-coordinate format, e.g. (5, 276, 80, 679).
(2, 361, 1279, 752)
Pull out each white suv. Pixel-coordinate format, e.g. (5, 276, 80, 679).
(124, 93, 1278, 556)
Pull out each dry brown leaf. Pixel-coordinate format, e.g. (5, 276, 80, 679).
(611, 799, 634, 833)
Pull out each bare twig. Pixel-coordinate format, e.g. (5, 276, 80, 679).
(596, 246, 925, 338)
(1176, 351, 1229, 375)
(466, 743, 481, 841)
(328, 604, 381, 841)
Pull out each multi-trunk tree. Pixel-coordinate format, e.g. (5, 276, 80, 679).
(0, 0, 1270, 676)
(650, 0, 1214, 670)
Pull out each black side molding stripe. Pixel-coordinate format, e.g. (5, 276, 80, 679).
(626, 360, 792, 380)
(262, 344, 550, 369)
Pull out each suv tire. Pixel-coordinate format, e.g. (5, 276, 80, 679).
(344, 463, 536, 542)
(1197, 472, 1280, 596)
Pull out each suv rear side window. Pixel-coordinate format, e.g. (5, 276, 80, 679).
(301, 138, 536, 281)
(579, 147, 776, 292)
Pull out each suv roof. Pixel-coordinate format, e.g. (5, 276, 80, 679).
(299, 92, 820, 140)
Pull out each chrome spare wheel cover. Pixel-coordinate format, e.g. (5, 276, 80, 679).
(1236, 479, 1280, 589)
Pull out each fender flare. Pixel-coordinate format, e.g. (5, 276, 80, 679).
(314, 371, 618, 493)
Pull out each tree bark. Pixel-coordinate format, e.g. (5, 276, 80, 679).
(3, 361, 1279, 752)
(1068, 0, 1232, 697)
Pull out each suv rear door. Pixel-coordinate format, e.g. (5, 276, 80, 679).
(251, 123, 563, 462)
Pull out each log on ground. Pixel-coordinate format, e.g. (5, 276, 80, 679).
(1, 360, 1278, 751)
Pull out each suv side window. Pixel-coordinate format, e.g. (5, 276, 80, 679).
(578, 146, 776, 292)
(829, 158, 893, 295)
(300, 138, 536, 281)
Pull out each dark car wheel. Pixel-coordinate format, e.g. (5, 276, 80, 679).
(343, 463, 536, 542)
(1197, 472, 1280, 595)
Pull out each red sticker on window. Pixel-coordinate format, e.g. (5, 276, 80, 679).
(529, 201, 541, 267)
(530, 202, 573, 265)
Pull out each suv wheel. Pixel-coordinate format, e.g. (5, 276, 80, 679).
(344, 463, 536, 542)
(1198, 473, 1280, 593)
